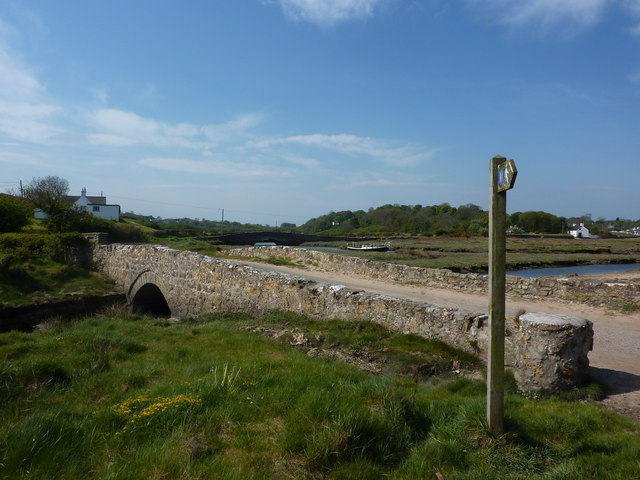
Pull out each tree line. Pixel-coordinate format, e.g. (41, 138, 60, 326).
(300, 204, 595, 237)
(3, 176, 636, 238)
(300, 203, 487, 236)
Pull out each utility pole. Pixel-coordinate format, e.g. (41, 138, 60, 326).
(20, 180, 23, 197)
(487, 155, 517, 437)
(219, 208, 224, 235)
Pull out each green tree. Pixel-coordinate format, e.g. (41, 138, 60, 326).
(22, 176, 71, 232)
(518, 211, 563, 234)
(0, 194, 33, 233)
(23, 176, 70, 216)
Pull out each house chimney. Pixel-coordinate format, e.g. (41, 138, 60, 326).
(81, 187, 87, 196)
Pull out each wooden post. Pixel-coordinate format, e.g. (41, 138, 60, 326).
(488, 155, 506, 436)
(487, 155, 517, 436)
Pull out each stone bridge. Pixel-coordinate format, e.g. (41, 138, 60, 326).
(200, 231, 374, 246)
(92, 243, 593, 391)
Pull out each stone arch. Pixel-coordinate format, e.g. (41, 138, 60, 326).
(255, 238, 280, 245)
(128, 269, 172, 317)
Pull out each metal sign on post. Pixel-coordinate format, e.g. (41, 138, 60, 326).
(488, 155, 517, 436)
(497, 159, 518, 193)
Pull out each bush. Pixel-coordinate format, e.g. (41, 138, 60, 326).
(106, 222, 147, 243)
(0, 194, 33, 233)
(0, 233, 89, 264)
(46, 209, 147, 243)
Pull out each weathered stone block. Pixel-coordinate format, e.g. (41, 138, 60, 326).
(511, 313, 593, 390)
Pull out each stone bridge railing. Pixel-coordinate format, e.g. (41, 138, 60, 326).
(93, 244, 593, 391)
(225, 246, 640, 310)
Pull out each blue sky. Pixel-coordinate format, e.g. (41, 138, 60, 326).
(1, 0, 639, 225)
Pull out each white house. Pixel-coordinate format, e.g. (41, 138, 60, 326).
(568, 223, 595, 239)
(35, 188, 120, 221)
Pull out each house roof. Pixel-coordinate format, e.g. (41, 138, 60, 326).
(63, 195, 107, 205)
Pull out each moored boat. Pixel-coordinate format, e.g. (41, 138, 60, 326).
(346, 242, 390, 252)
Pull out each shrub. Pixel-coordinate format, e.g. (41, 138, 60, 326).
(0, 194, 33, 233)
(0, 233, 89, 264)
(56, 210, 147, 242)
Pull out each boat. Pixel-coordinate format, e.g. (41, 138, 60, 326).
(346, 242, 390, 252)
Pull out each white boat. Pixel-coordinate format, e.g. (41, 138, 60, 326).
(346, 242, 390, 252)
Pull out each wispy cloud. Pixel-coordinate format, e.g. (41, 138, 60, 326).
(0, 151, 39, 165)
(625, 0, 640, 34)
(138, 157, 292, 177)
(466, 0, 609, 33)
(274, 0, 389, 27)
(329, 171, 424, 190)
(0, 19, 61, 142)
(251, 133, 440, 166)
(87, 160, 117, 166)
(274, 0, 640, 35)
(90, 86, 109, 104)
(282, 154, 320, 168)
(87, 108, 263, 149)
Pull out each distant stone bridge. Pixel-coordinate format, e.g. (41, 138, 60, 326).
(200, 231, 373, 246)
(92, 243, 593, 391)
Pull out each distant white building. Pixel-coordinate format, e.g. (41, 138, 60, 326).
(35, 187, 120, 221)
(626, 226, 640, 236)
(568, 223, 595, 239)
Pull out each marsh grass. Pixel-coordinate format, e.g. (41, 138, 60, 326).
(311, 236, 640, 273)
(145, 235, 640, 274)
(621, 303, 640, 313)
(0, 311, 638, 479)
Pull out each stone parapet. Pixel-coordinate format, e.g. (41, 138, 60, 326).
(93, 244, 594, 391)
(226, 246, 640, 310)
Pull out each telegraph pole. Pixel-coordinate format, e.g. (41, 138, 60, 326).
(487, 155, 517, 436)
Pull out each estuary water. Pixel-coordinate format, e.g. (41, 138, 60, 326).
(253, 243, 638, 278)
(507, 263, 640, 278)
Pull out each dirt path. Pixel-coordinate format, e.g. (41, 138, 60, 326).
(237, 260, 640, 422)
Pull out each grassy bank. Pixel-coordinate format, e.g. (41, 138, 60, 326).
(1, 310, 637, 479)
(0, 233, 119, 307)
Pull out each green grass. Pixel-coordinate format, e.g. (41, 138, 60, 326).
(1, 310, 638, 479)
(0, 258, 119, 307)
(120, 218, 160, 233)
(229, 256, 305, 268)
(148, 236, 226, 257)
(263, 256, 302, 267)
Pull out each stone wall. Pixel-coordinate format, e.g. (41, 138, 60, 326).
(93, 244, 593, 391)
(225, 246, 640, 310)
